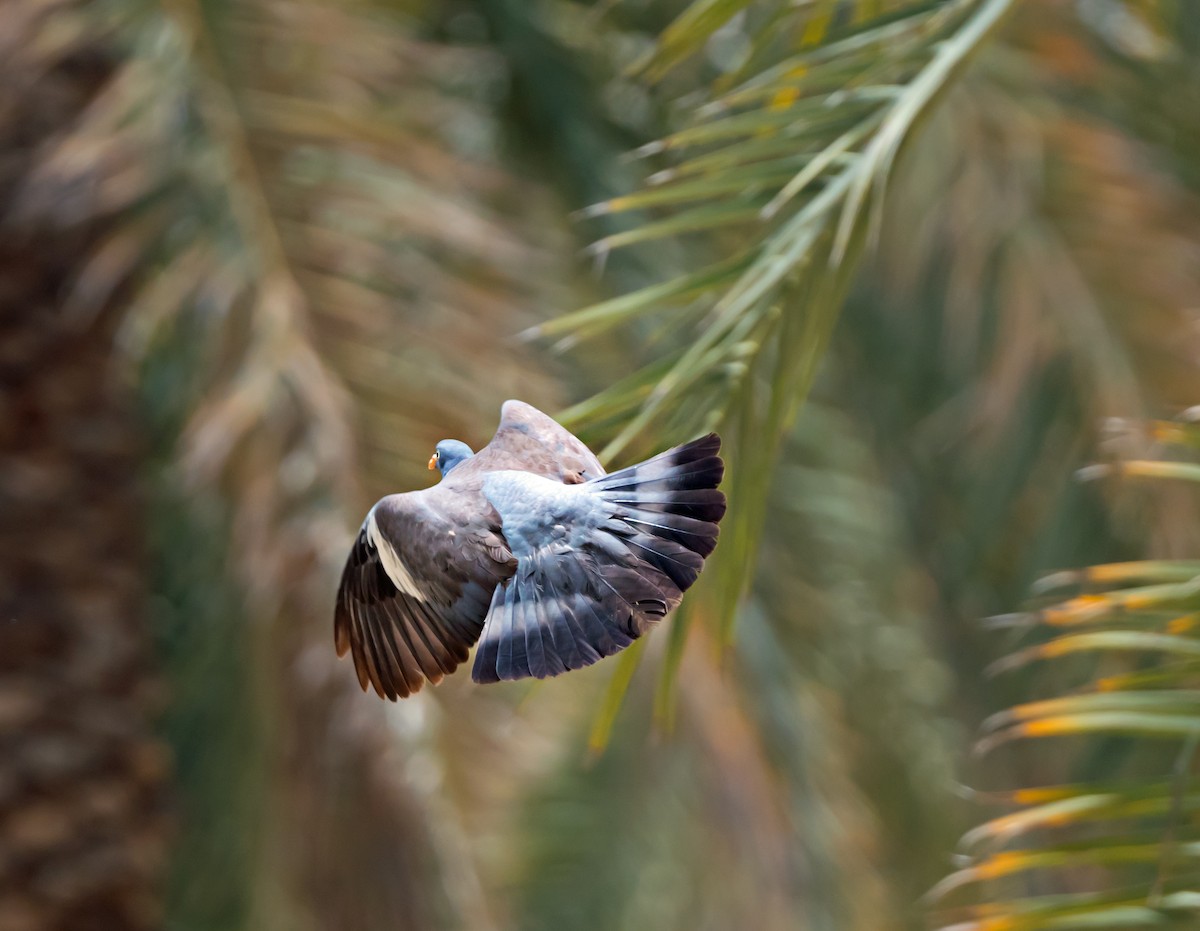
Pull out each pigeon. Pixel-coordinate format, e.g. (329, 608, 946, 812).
(334, 400, 726, 699)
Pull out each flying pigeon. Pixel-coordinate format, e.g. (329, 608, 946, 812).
(334, 400, 726, 699)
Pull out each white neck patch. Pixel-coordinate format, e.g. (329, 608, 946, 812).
(367, 510, 427, 602)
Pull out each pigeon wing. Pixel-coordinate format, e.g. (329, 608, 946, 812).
(334, 489, 513, 699)
(471, 434, 725, 683)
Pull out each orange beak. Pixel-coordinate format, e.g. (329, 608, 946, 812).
(428, 454, 437, 471)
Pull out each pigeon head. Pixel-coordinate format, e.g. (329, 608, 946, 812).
(428, 440, 474, 476)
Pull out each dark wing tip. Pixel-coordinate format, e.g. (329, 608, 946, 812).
(675, 432, 722, 464)
(334, 598, 351, 657)
(333, 513, 486, 700)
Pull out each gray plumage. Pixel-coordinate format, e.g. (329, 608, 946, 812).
(334, 400, 725, 699)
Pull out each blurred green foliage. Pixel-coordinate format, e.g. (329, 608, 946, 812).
(7, 0, 1200, 929)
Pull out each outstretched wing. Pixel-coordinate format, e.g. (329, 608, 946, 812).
(471, 434, 725, 683)
(335, 490, 512, 699)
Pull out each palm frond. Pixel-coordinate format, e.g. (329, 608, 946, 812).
(511, 616, 899, 931)
(546, 0, 1014, 441)
(17, 0, 559, 526)
(932, 412, 1200, 931)
(536, 0, 1015, 704)
(12, 0, 567, 927)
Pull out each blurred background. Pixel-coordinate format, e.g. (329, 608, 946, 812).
(3, 1, 1200, 930)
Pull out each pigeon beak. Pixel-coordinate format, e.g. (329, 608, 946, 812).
(428, 454, 437, 471)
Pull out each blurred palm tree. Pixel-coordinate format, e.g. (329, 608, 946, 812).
(5, 0, 566, 928)
(6, 1, 1200, 931)
(0, 11, 169, 929)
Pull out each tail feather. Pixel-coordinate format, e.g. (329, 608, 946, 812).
(600, 489, 726, 523)
(594, 463, 724, 493)
(616, 511, 719, 557)
(592, 434, 723, 493)
(620, 531, 702, 592)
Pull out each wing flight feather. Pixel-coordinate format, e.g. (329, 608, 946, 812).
(334, 490, 508, 699)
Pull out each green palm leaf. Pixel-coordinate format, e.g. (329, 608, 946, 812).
(933, 412, 1200, 930)
(543, 0, 1016, 725)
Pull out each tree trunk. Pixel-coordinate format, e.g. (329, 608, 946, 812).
(0, 10, 170, 930)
